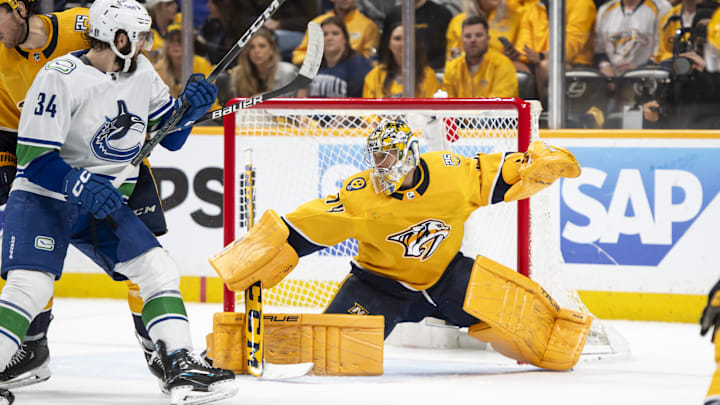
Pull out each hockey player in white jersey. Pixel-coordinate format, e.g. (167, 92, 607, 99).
(0, 0, 238, 404)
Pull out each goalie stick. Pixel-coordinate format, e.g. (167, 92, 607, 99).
(241, 150, 314, 380)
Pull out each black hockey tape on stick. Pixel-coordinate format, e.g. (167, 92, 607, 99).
(197, 20, 324, 124)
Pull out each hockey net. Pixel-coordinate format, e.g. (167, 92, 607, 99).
(221, 97, 628, 358)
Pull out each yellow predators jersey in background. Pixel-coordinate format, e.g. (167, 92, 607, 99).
(284, 151, 511, 290)
(0, 8, 88, 132)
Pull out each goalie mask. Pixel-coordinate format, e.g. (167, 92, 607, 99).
(365, 120, 419, 196)
(707, 9, 720, 72)
(88, 0, 153, 72)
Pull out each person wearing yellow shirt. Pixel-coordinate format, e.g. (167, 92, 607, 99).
(654, 0, 702, 63)
(442, 16, 518, 98)
(363, 24, 439, 98)
(512, 0, 595, 99)
(145, 0, 179, 63)
(154, 24, 221, 110)
(292, 0, 378, 66)
(446, 0, 521, 62)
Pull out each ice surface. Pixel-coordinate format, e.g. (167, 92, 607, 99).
(10, 298, 713, 405)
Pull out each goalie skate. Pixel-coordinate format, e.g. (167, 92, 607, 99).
(0, 338, 51, 389)
(157, 341, 238, 405)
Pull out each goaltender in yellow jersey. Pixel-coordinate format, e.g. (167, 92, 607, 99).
(211, 119, 594, 373)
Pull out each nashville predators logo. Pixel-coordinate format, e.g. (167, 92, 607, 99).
(386, 219, 451, 261)
(348, 302, 369, 315)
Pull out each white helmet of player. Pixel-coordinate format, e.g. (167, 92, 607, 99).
(88, 0, 153, 72)
(365, 120, 420, 196)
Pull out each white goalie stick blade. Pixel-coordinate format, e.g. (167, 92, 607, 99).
(169, 379, 239, 405)
(261, 361, 314, 380)
(200, 20, 324, 124)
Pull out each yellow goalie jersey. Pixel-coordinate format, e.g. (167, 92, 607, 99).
(0, 8, 88, 132)
(284, 151, 511, 290)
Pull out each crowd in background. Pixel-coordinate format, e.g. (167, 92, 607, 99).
(57, 0, 720, 129)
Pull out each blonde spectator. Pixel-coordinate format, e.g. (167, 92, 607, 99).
(442, 16, 518, 97)
(446, 0, 522, 62)
(292, 0, 379, 66)
(309, 17, 373, 97)
(154, 24, 221, 111)
(363, 24, 440, 98)
(217, 27, 299, 105)
(145, 0, 179, 63)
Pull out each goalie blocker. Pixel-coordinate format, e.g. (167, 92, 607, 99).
(209, 140, 588, 371)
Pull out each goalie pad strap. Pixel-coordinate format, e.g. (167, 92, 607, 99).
(207, 312, 384, 376)
(209, 210, 299, 292)
(463, 255, 591, 370)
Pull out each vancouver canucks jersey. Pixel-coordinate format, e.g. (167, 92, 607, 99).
(14, 51, 174, 200)
(0, 8, 89, 133)
(284, 151, 512, 290)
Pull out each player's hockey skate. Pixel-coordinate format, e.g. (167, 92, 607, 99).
(0, 388, 14, 405)
(156, 340, 237, 405)
(0, 337, 51, 389)
(136, 333, 167, 393)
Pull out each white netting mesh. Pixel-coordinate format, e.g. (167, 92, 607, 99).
(227, 98, 627, 357)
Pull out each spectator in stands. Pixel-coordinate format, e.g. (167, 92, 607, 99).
(655, 0, 704, 63)
(594, 0, 664, 76)
(363, 23, 440, 97)
(249, 0, 318, 62)
(201, 0, 252, 65)
(512, 0, 596, 99)
(145, 0, 179, 63)
(292, 0, 379, 66)
(154, 24, 221, 110)
(381, 0, 453, 70)
(442, 16, 518, 97)
(309, 17, 373, 97)
(446, 0, 522, 64)
(216, 27, 299, 105)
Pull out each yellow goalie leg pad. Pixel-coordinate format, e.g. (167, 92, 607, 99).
(208, 209, 299, 292)
(208, 312, 385, 375)
(706, 333, 720, 401)
(504, 140, 582, 202)
(463, 256, 592, 370)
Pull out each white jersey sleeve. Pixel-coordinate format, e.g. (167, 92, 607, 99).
(17, 59, 75, 156)
(147, 63, 174, 127)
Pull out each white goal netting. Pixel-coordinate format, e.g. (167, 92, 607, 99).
(222, 97, 628, 358)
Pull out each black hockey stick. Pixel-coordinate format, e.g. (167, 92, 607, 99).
(112, 0, 287, 188)
(195, 21, 323, 124)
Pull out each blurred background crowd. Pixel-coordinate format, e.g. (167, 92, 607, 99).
(45, 0, 720, 129)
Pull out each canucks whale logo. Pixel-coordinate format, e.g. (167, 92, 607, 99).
(90, 100, 144, 162)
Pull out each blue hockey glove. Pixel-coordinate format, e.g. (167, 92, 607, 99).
(178, 73, 218, 126)
(63, 169, 123, 219)
(701, 279, 720, 342)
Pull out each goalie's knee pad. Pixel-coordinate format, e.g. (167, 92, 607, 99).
(114, 247, 180, 302)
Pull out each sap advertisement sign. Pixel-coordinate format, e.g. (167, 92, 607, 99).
(561, 147, 716, 266)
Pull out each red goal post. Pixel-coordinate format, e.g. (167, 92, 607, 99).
(221, 97, 538, 313)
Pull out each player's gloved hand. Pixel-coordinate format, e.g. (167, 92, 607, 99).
(701, 279, 720, 341)
(177, 73, 218, 127)
(63, 168, 123, 219)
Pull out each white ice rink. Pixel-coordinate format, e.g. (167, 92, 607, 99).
(9, 298, 714, 405)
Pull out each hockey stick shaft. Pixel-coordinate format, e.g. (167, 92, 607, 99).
(111, 0, 288, 189)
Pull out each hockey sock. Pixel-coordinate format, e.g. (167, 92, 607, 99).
(0, 270, 54, 369)
(141, 291, 191, 353)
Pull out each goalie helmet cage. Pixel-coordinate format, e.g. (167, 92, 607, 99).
(221, 97, 628, 359)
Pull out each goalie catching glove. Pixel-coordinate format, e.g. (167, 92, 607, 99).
(501, 140, 581, 202)
(209, 210, 298, 292)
